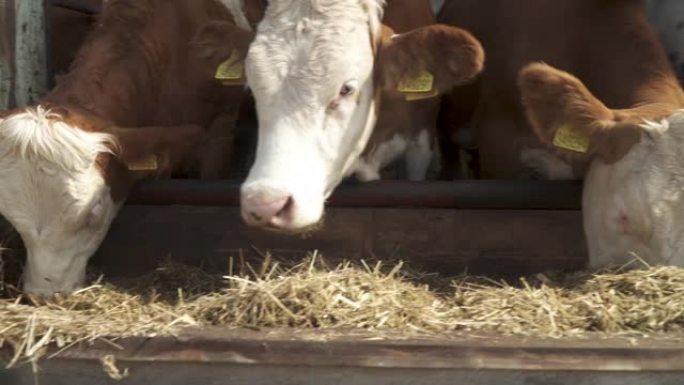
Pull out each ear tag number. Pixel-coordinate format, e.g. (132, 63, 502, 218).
(398, 70, 438, 101)
(553, 124, 589, 153)
(126, 154, 159, 171)
(215, 50, 245, 85)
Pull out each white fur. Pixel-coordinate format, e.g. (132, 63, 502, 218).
(405, 129, 434, 181)
(355, 134, 408, 182)
(583, 110, 684, 268)
(0, 107, 121, 295)
(218, 0, 253, 31)
(354, 130, 435, 182)
(242, 0, 385, 230)
(0, 106, 115, 171)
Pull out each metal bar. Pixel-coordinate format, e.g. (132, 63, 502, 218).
(49, 0, 102, 15)
(127, 180, 583, 210)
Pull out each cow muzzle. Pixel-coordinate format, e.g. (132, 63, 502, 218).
(241, 184, 295, 228)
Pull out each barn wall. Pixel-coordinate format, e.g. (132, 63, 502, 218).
(0, 0, 49, 109)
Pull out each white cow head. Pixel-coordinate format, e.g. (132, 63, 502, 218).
(582, 113, 684, 268)
(241, 0, 483, 232)
(519, 62, 684, 268)
(0, 107, 202, 295)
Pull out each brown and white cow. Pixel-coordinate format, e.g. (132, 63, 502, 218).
(354, 0, 472, 182)
(441, 0, 684, 266)
(240, 0, 484, 231)
(0, 0, 264, 295)
(439, 0, 684, 181)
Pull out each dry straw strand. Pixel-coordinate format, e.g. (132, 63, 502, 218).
(0, 254, 683, 369)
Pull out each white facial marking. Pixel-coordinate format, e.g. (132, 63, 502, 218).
(584, 110, 684, 268)
(0, 107, 121, 295)
(405, 129, 434, 182)
(520, 147, 575, 180)
(355, 134, 408, 182)
(242, 0, 385, 230)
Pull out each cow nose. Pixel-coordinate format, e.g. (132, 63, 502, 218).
(241, 186, 293, 227)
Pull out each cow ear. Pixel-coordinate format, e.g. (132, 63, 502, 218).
(191, 20, 255, 70)
(109, 125, 204, 174)
(376, 24, 484, 94)
(519, 63, 650, 163)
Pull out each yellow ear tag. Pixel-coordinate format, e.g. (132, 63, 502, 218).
(553, 124, 589, 153)
(126, 154, 158, 171)
(397, 70, 437, 101)
(405, 89, 439, 101)
(214, 50, 244, 85)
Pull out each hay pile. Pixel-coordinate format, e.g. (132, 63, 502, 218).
(1, 253, 683, 368)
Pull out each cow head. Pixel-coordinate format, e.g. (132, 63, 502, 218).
(241, 0, 483, 232)
(519, 62, 684, 267)
(0, 107, 202, 295)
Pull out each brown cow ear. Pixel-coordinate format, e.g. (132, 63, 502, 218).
(109, 125, 204, 174)
(519, 62, 645, 163)
(191, 20, 255, 70)
(376, 24, 484, 94)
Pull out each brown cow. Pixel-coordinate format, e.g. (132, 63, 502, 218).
(441, 0, 684, 268)
(439, 0, 684, 180)
(0, 0, 265, 295)
(354, 0, 466, 182)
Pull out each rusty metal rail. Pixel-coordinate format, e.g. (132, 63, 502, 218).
(127, 180, 583, 210)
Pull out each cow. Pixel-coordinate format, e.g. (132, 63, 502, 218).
(353, 0, 466, 182)
(438, 0, 684, 181)
(436, 0, 684, 266)
(521, 64, 684, 268)
(0, 0, 265, 295)
(240, 0, 484, 231)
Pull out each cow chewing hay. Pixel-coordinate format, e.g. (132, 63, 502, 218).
(0, 254, 683, 369)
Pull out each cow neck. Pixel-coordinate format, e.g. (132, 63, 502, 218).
(42, 65, 155, 129)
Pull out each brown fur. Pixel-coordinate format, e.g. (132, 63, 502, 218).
(439, 0, 684, 178)
(37, 0, 266, 199)
(363, 0, 484, 174)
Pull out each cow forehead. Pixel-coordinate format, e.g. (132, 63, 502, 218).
(259, 0, 383, 38)
(263, 0, 382, 21)
(249, 1, 381, 99)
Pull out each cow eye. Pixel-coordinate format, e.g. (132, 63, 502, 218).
(339, 83, 355, 97)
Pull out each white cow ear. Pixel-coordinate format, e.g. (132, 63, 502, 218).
(376, 24, 484, 94)
(109, 125, 204, 174)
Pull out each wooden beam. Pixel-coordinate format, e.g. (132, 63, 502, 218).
(0, 0, 14, 109)
(4, 329, 684, 385)
(93, 205, 587, 279)
(13, 0, 48, 106)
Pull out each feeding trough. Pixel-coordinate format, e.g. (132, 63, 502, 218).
(1, 1, 684, 384)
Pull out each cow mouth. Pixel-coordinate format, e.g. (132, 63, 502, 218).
(259, 215, 326, 236)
